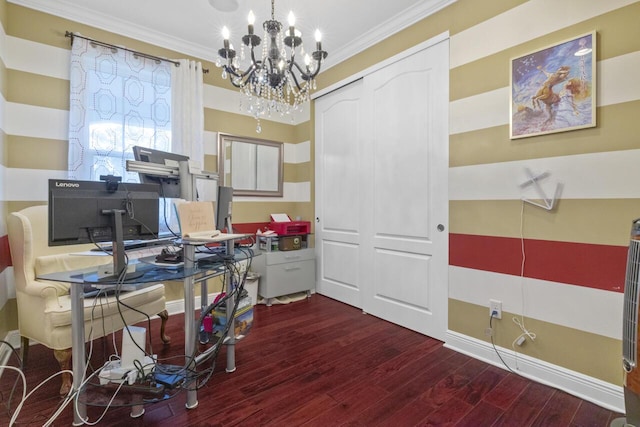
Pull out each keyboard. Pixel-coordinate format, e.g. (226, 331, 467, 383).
(91, 236, 176, 252)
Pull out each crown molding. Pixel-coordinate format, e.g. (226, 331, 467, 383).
(323, 0, 455, 70)
(9, 0, 455, 69)
(8, 0, 219, 62)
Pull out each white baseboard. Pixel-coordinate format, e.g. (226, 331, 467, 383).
(445, 330, 624, 413)
(164, 291, 220, 317)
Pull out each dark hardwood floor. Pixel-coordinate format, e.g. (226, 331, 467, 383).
(0, 294, 623, 426)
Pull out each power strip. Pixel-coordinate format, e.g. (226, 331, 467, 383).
(99, 355, 156, 385)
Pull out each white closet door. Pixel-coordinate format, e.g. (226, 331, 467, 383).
(360, 40, 449, 340)
(315, 38, 449, 340)
(315, 80, 364, 307)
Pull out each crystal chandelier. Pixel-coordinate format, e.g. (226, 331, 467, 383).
(216, 0, 328, 132)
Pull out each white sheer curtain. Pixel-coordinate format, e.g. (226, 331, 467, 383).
(171, 59, 210, 199)
(67, 36, 173, 181)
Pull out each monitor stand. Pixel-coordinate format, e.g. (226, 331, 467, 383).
(84, 209, 144, 284)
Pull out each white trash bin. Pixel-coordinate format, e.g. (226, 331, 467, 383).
(244, 272, 260, 306)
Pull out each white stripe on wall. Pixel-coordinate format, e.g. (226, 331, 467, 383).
(285, 140, 311, 164)
(449, 266, 623, 340)
(233, 181, 311, 203)
(449, 149, 640, 201)
(0, 164, 6, 203)
(6, 35, 70, 80)
(4, 169, 65, 201)
(450, 0, 638, 69)
(449, 87, 508, 135)
(450, 51, 640, 135)
(3, 167, 310, 203)
(598, 51, 640, 107)
(0, 92, 5, 136)
(0, 15, 6, 64)
(5, 102, 68, 140)
(203, 131, 217, 157)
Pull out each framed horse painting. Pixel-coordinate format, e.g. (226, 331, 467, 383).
(510, 31, 596, 139)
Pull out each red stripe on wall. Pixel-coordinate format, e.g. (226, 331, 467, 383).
(233, 222, 270, 234)
(449, 233, 628, 293)
(0, 234, 11, 271)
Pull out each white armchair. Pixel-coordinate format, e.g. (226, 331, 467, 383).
(7, 205, 169, 396)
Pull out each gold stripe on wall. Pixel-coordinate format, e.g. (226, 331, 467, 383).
(285, 162, 311, 183)
(232, 201, 301, 224)
(449, 298, 622, 385)
(7, 70, 69, 110)
(204, 109, 297, 144)
(203, 154, 217, 173)
(315, 0, 526, 93)
(0, 55, 7, 98)
(0, 0, 7, 31)
(450, 2, 640, 101)
(0, 299, 18, 339)
(292, 121, 311, 144)
(289, 203, 315, 231)
(450, 199, 640, 247)
(7, 136, 67, 170)
(0, 130, 7, 168)
(450, 100, 640, 167)
(7, 201, 45, 215)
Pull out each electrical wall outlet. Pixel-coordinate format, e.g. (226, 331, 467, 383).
(489, 299, 502, 319)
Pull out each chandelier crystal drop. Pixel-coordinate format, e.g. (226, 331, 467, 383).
(216, 0, 327, 132)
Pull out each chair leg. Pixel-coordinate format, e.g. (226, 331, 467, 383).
(158, 310, 170, 344)
(53, 348, 72, 397)
(20, 336, 29, 368)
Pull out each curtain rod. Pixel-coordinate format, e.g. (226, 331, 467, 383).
(65, 31, 209, 73)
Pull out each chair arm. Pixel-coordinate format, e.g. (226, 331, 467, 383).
(23, 277, 69, 297)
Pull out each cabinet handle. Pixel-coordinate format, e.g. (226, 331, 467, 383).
(284, 266, 301, 272)
(284, 255, 301, 260)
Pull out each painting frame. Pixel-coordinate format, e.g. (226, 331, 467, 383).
(510, 31, 596, 140)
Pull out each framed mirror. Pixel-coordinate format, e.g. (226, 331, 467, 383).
(217, 133, 284, 197)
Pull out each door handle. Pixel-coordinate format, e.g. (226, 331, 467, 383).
(437, 224, 445, 232)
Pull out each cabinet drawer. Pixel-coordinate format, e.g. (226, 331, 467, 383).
(263, 248, 314, 266)
(259, 259, 315, 298)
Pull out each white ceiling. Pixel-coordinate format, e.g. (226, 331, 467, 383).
(10, 0, 453, 69)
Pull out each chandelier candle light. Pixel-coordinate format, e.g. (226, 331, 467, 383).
(216, 0, 328, 132)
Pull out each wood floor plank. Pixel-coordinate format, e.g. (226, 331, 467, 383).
(454, 364, 508, 406)
(482, 370, 531, 410)
(531, 389, 581, 427)
(570, 399, 617, 427)
(493, 381, 554, 426)
(456, 401, 505, 427)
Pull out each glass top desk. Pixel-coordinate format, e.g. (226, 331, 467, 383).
(38, 235, 254, 425)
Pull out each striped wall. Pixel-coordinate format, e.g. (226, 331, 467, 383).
(312, 0, 639, 412)
(0, 0, 14, 339)
(446, 0, 640, 398)
(445, 0, 637, 410)
(1, 0, 638, 412)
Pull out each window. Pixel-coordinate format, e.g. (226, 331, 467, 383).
(68, 37, 173, 182)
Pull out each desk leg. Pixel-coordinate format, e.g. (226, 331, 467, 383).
(183, 245, 198, 409)
(225, 266, 236, 373)
(71, 284, 87, 426)
(199, 279, 209, 344)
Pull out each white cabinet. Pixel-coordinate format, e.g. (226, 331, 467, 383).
(253, 248, 315, 305)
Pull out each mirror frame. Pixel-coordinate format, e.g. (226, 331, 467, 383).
(217, 133, 284, 197)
